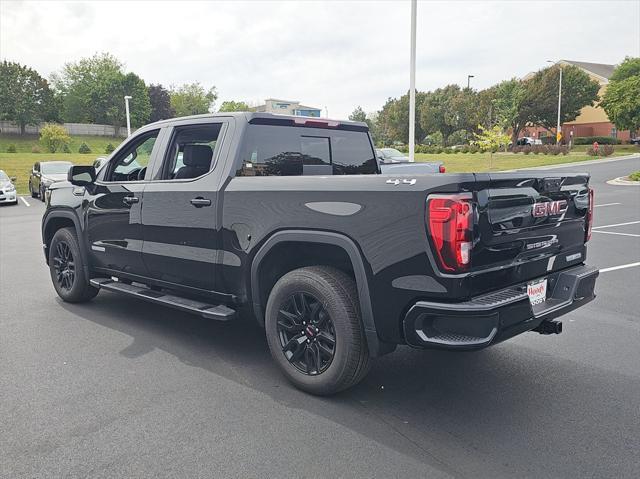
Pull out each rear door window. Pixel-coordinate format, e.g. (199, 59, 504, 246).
(236, 125, 376, 176)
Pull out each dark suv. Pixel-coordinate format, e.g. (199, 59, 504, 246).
(42, 113, 598, 395)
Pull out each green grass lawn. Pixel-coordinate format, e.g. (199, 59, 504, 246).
(415, 145, 639, 173)
(0, 134, 125, 194)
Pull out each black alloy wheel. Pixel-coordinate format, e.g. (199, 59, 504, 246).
(52, 240, 75, 291)
(277, 292, 336, 375)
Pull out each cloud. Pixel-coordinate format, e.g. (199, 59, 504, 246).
(1, 0, 638, 118)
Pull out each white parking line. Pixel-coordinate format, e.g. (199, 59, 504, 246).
(594, 203, 621, 208)
(592, 230, 640, 238)
(19, 197, 30, 207)
(592, 221, 640, 230)
(600, 262, 640, 273)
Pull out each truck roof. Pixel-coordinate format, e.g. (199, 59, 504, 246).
(141, 112, 368, 131)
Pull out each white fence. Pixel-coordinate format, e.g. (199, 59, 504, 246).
(0, 121, 127, 137)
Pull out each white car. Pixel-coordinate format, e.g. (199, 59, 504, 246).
(0, 170, 18, 205)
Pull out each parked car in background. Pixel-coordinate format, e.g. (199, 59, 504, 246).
(515, 137, 543, 146)
(0, 170, 18, 205)
(29, 161, 73, 201)
(375, 148, 444, 174)
(376, 148, 413, 163)
(630, 138, 640, 145)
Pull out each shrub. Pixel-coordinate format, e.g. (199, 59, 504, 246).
(105, 143, 115, 154)
(6, 144, 16, 153)
(62, 144, 71, 153)
(40, 123, 71, 153)
(586, 145, 615, 156)
(523, 146, 532, 155)
(628, 171, 640, 181)
(461, 145, 470, 153)
(468, 145, 479, 154)
(601, 145, 615, 156)
(573, 136, 621, 145)
(444, 148, 453, 154)
(511, 146, 522, 154)
(31, 145, 41, 153)
(78, 142, 92, 154)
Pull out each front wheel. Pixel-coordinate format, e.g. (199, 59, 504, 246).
(49, 227, 99, 303)
(40, 185, 46, 202)
(265, 266, 370, 395)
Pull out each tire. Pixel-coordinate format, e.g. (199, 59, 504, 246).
(49, 227, 99, 303)
(30, 182, 37, 198)
(40, 185, 46, 202)
(265, 266, 370, 395)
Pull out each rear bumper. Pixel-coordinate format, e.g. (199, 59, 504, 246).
(402, 264, 599, 350)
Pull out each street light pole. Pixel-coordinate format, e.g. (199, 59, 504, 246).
(547, 60, 562, 144)
(408, 0, 417, 162)
(467, 74, 474, 89)
(124, 95, 132, 137)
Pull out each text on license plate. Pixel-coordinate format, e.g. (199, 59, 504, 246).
(527, 279, 547, 305)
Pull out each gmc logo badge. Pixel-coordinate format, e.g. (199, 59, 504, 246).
(532, 200, 568, 218)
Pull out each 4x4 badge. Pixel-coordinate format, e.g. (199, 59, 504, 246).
(386, 179, 416, 186)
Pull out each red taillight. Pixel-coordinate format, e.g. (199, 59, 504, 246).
(439, 164, 446, 173)
(586, 187, 594, 241)
(427, 194, 473, 273)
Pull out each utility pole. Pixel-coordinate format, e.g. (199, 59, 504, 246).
(408, 0, 417, 162)
(547, 60, 563, 144)
(124, 96, 132, 136)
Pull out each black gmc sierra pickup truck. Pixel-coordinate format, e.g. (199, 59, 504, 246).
(42, 112, 599, 395)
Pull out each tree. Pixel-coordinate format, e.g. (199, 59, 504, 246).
(148, 84, 174, 122)
(52, 53, 151, 132)
(420, 85, 477, 146)
(0, 61, 54, 134)
(170, 83, 217, 117)
(525, 64, 600, 133)
(218, 100, 250, 112)
(348, 106, 367, 122)
(601, 57, 640, 133)
(490, 79, 529, 143)
(39, 123, 71, 153)
(377, 91, 428, 144)
(609, 56, 640, 82)
(473, 125, 510, 169)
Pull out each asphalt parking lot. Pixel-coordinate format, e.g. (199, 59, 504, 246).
(1, 156, 639, 478)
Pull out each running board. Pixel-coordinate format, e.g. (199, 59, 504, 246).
(90, 278, 235, 321)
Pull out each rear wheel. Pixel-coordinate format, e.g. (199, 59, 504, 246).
(265, 266, 370, 395)
(30, 182, 37, 198)
(49, 227, 98, 303)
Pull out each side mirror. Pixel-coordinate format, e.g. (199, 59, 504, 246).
(68, 165, 96, 186)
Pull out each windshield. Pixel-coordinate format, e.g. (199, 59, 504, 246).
(0, 170, 8, 181)
(41, 162, 73, 175)
(382, 148, 404, 158)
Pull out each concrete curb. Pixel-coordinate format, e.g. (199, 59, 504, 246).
(504, 153, 640, 172)
(606, 176, 640, 186)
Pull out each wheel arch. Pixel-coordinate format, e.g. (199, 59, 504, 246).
(250, 230, 393, 357)
(42, 210, 91, 281)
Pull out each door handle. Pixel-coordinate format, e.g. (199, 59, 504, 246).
(123, 196, 139, 205)
(190, 197, 212, 208)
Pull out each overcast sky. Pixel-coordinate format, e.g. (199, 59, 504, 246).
(1, 0, 639, 119)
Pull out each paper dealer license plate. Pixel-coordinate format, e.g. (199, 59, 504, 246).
(527, 279, 548, 305)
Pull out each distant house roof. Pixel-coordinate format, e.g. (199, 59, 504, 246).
(560, 60, 615, 82)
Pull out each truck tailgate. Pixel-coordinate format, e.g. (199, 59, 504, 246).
(469, 172, 591, 292)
